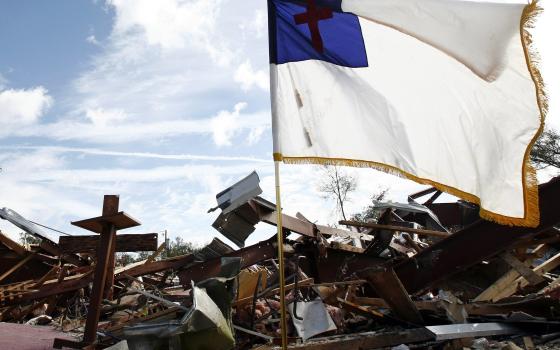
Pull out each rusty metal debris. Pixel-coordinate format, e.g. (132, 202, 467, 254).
(1, 175, 560, 349)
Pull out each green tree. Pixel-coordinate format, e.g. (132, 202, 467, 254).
(165, 236, 198, 258)
(349, 187, 389, 224)
(18, 232, 41, 247)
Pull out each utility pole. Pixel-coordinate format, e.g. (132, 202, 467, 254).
(164, 229, 169, 258)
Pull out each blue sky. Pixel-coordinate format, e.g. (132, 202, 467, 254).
(0, 0, 558, 248)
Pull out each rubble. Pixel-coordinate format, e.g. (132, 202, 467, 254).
(0, 173, 559, 349)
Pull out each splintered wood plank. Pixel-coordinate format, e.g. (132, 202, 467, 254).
(474, 245, 548, 302)
(489, 251, 560, 302)
(337, 297, 385, 319)
(500, 252, 545, 285)
(0, 255, 34, 284)
(146, 242, 166, 263)
(59, 233, 158, 253)
(340, 221, 450, 239)
(0, 231, 27, 256)
(358, 267, 424, 325)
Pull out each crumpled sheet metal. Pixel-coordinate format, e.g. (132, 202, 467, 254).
(215, 171, 262, 215)
(288, 299, 337, 341)
(373, 201, 448, 232)
(123, 285, 234, 350)
(0, 207, 58, 242)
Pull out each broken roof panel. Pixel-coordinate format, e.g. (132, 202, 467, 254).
(0, 207, 58, 242)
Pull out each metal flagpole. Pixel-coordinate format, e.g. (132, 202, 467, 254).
(274, 160, 289, 349)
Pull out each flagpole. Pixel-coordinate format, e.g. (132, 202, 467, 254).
(274, 160, 289, 350)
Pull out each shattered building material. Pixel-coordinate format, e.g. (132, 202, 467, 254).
(0, 174, 560, 349)
(288, 299, 337, 341)
(358, 267, 424, 325)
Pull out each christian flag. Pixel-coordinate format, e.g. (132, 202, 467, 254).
(268, 0, 546, 227)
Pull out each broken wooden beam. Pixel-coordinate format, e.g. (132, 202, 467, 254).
(499, 251, 546, 286)
(358, 266, 424, 325)
(339, 221, 450, 238)
(0, 255, 34, 284)
(58, 233, 158, 253)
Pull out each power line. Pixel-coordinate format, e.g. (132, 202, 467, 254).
(29, 220, 73, 236)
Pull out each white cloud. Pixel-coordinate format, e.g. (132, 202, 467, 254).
(239, 9, 266, 38)
(62, 0, 272, 139)
(108, 0, 231, 62)
(0, 148, 273, 244)
(211, 102, 247, 146)
(86, 107, 128, 126)
(0, 87, 53, 126)
(86, 35, 100, 45)
(234, 60, 269, 91)
(246, 125, 266, 145)
(0, 104, 270, 144)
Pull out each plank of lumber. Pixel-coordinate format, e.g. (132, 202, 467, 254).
(101, 307, 182, 336)
(353, 297, 390, 308)
(0, 231, 27, 255)
(337, 297, 385, 318)
(490, 251, 560, 301)
(59, 233, 158, 253)
(39, 240, 85, 266)
(474, 268, 526, 302)
(523, 336, 536, 350)
(146, 242, 166, 263)
(0, 252, 195, 307)
(340, 221, 450, 238)
(0, 254, 34, 284)
(471, 246, 547, 302)
(257, 328, 434, 350)
(499, 252, 545, 285)
(358, 267, 424, 325)
(233, 278, 314, 307)
(329, 241, 364, 254)
(261, 212, 316, 238)
(116, 253, 195, 279)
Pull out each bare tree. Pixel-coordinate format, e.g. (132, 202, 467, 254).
(531, 128, 560, 170)
(318, 165, 357, 221)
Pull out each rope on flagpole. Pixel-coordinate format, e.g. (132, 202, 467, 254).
(274, 160, 289, 350)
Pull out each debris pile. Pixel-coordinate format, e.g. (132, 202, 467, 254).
(1, 173, 560, 350)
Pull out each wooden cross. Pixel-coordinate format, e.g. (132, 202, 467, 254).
(54, 195, 140, 349)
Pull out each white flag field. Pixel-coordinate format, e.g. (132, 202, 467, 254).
(269, 0, 547, 227)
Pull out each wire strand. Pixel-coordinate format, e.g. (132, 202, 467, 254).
(29, 220, 73, 236)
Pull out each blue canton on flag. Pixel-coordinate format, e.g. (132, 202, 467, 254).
(268, 0, 368, 68)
